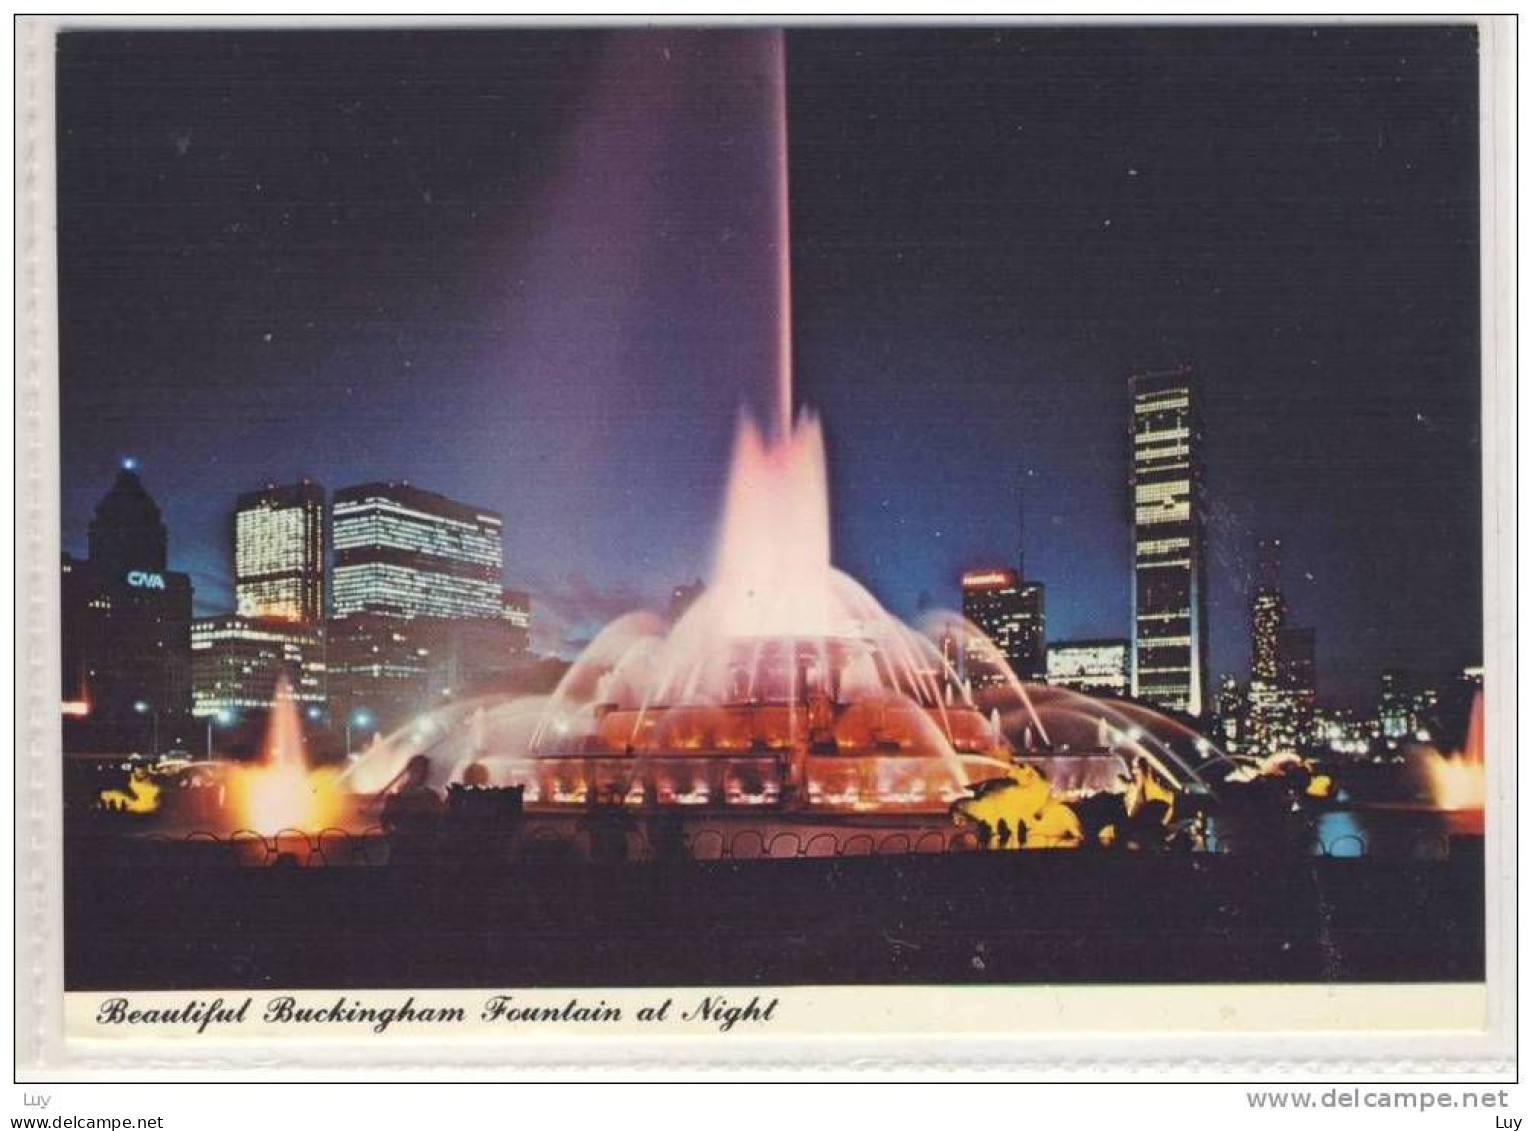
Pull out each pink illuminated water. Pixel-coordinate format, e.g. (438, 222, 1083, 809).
(770, 30, 794, 438)
(341, 29, 1216, 814)
(711, 411, 836, 638)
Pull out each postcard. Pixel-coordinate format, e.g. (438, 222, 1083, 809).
(14, 16, 1514, 1078)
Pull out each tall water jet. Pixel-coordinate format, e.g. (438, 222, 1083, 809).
(228, 675, 343, 834)
(769, 28, 794, 439)
(711, 411, 836, 638)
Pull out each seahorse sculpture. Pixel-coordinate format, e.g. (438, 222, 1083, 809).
(952, 763, 1082, 850)
(99, 769, 161, 814)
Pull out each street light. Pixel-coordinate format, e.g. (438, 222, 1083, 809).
(133, 699, 159, 757)
(346, 709, 374, 756)
(206, 707, 234, 760)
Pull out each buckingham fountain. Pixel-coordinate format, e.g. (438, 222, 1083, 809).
(332, 393, 1228, 854)
(323, 31, 1227, 851)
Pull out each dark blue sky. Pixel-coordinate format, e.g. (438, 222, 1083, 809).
(58, 26, 1482, 707)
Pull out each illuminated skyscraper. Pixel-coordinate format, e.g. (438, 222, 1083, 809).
(1013, 580, 1047, 681)
(961, 568, 1046, 685)
(331, 483, 505, 620)
(1245, 536, 1286, 752)
(61, 465, 193, 751)
(87, 463, 168, 575)
(502, 588, 532, 653)
(325, 612, 433, 732)
(1214, 674, 1248, 754)
(1277, 626, 1317, 740)
(1246, 537, 1318, 755)
(1249, 538, 1285, 683)
(1046, 639, 1129, 696)
(326, 612, 530, 732)
(1250, 592, 1286, 682)
(958, 480, 1048, 686)
(1377, 668, 1412, 744)
(1129, 366, 1208, 716)
(234, 481, 326, 624)
(191, 615, 326, 718)
(329, 484, 515, 728)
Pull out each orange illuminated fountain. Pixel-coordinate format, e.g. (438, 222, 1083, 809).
(1423, 690, 1486, 813)
(227, 675, 345, 834)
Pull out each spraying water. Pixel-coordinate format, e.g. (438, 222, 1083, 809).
(770, 29, 794, 438)
(1422, 690, 1486, 811)
(342, 29, 1220, 823)
(227, 675, 343, 834)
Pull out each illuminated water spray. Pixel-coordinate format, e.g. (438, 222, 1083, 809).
(1422, 690, 1486, 812)
(770, 29, 794, 439)
(227, 675, 343, 834)
(343, 29, 1216, 824)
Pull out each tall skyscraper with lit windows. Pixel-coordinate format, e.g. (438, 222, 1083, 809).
(327, 484, 520, 730)
(234, 481, 326, 624)
(191, 614, 326, 718)
(331, 483, 505, 620)
(1250, 537, 1286, 684)
(1129, 366, 1208, 716)
(1246, 536, 1319, 755)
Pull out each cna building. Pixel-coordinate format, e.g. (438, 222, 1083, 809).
(61, 465, 194, 751)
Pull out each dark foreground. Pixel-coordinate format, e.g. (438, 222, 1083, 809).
(65, 840, 1484, 990)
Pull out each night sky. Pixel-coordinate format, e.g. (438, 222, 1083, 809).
(57, 25, 1482, 707)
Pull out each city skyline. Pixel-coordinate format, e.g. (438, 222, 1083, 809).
(58, 26, 1483, 708)
(68, 456, 1478, 720)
